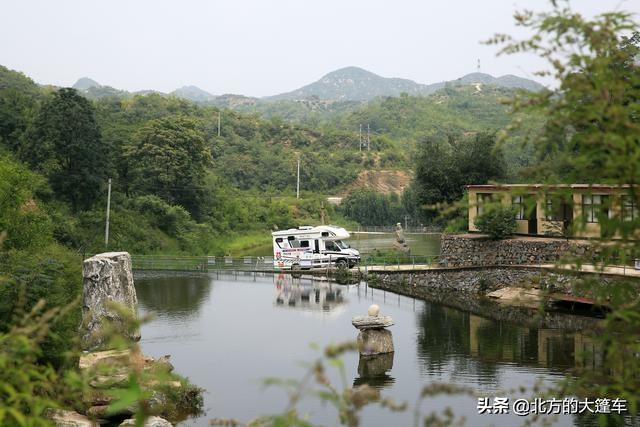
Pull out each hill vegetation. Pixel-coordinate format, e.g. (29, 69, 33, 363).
(0, 62, 541, 251)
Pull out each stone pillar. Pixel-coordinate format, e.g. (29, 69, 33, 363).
(80, 252, 140, 351)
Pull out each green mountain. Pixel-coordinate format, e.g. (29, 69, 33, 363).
(171, 85, 217, 103)
(266, 66, 427, 101)
(265, 67, 543, 102)
(72, 77, 100, 91)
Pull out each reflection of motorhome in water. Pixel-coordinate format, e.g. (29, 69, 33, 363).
(272, 225, 360, 270)
(274, 273, 345, 312)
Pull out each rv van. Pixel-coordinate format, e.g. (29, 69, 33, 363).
(272, 225, 360, 270)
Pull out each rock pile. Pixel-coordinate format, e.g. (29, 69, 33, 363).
(56, 251, 200, 427)
(352, 304, 394, 356)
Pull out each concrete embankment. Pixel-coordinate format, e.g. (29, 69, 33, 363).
(367, 267, 607, 331)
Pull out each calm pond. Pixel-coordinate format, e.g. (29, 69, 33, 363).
(135, 272, 595, 427)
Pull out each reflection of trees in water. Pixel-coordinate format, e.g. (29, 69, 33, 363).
(417, 303, 599, 383)
(135, 276, 212, 319)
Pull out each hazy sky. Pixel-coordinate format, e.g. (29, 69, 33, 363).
(2, 0, 638, 97)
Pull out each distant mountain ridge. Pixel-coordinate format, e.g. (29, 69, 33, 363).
(72, 77, 100, 91)
(267, 67, 544, 101)
(171, 85, 217, 102)
(69, 66, 543, 103)
(266, 67, 428, 101)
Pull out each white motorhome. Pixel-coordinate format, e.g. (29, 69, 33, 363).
(272, 225, 360, 270)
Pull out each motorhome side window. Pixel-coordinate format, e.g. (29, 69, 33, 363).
(300, 240, 310, 248)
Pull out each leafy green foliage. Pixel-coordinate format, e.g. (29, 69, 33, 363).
(490, 0, 640, 413)
(473, 205, 517, 239)
(335, 86, 513, 142)
(0, 155, 83, 366)
(0, 154, 52, 250)
(412, 132, 506, 223)
(339, 189, 407, 226)
(0, 246, 82, 367)
(0, 66, 43, 153)
(21, 88, 107, 211)
(125, 115, 210, 219)
(0, 300, 82, 427)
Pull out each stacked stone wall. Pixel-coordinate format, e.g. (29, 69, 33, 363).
(370, 267, 607, 331)
(440, 234, 592, 267)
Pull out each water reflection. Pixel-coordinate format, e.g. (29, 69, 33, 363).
(417, 304, 604, 384)
(274, 273, 345, 312)
(353, 353, 396, 389)
(135, 275, 212, 320)
(135, 274, 608, 427)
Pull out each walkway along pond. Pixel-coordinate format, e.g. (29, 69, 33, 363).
(134, 270, 610, 426)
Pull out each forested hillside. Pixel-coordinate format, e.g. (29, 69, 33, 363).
(0, 62, 542, 258)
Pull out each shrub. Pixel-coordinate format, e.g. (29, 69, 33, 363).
(0, 244, 82, 367)
(474, 205, 517, 240)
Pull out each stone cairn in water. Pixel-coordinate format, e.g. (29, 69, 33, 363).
(351, 304, 394, 356)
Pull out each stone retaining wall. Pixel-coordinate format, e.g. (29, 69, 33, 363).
(369, 267, 606, 331)
(440, 233, 592, 267)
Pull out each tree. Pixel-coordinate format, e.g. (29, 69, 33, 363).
(339, 189, 404, 226)
(125, 115, 211, 219)
(412, 132, 506, 222)
(0, 155, 52, 250)
(21, 88, 107, 211)
(489, 0, 640, 413)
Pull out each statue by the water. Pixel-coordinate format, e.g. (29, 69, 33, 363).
(392, 222, 410, 253)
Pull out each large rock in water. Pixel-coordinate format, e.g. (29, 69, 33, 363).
(357, 329, 394, 355)
(81, 252, 140, 350)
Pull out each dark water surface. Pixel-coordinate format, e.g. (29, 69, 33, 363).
(136, 272, 592, 426)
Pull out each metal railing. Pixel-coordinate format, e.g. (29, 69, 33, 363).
(130, 254, 640, 277)
(131, 255, 275, 272)
(130, 254, 442, 273)
(350, 225, 442, 234)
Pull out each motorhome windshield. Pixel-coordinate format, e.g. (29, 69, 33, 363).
(335, 240, 349, 249)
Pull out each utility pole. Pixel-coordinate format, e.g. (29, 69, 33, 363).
(367, 124, 371, 151)
(359, 124, 362, 152)
(404, 214, 409, 231)
(296, 156, 300, 199)
(105, 178, 112, 249)
(320, 201, 326, 225)
(217, 111, 221, 137)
